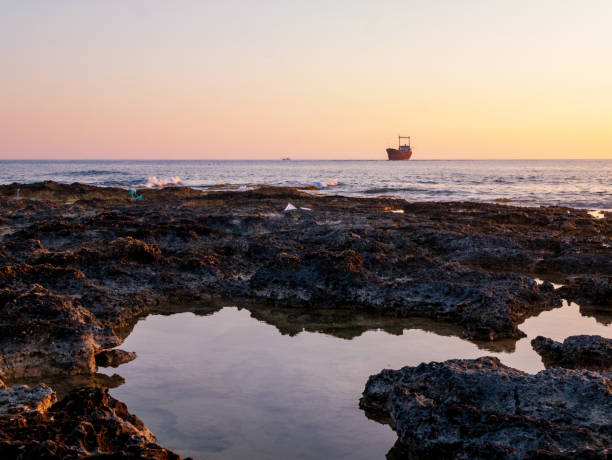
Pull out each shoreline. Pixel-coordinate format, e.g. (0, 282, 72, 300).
(0, 181, 610, 458)
(1, 170, 611, 212)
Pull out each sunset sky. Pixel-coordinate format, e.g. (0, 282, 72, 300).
(1, 1, 611, 160)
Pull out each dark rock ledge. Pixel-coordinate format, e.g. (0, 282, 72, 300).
(360, 357, 612, 459)
(558, 276, 612, 307)
(532, 335, 612, 371)
(0, 379, 185, 459)
(95, 348, 138, 368)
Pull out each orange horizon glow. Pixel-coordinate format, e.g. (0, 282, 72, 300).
(1, 1, 611, 160)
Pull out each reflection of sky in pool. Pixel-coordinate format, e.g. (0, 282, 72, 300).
(100, 302, 612, 460)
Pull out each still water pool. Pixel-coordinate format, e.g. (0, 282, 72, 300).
(97, 301, 612, 459)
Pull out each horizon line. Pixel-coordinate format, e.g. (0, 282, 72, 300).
(1, 157, 611, 161)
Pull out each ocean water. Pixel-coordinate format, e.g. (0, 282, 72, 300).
(0, 159, 610, 209)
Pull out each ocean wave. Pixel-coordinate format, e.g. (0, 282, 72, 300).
(363, 187, 406, 194)
(362, 186, 439, 194)
(202, 184, 253, 191)
(99, 180, 129, 187)
(65, 169, 129, 177)
(362, 186, 460, 196)
(310, 178, 339, 189)
(144, 176, 182, 188)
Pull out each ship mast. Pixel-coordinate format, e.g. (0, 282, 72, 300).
(398, 135, 410, 148)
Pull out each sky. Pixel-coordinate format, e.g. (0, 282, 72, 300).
(1, 0, 611, 160)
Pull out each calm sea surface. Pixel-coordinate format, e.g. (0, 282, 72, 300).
(1, 159, 610, 209)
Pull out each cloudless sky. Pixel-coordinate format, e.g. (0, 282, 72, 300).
(1, 0, 611, 159)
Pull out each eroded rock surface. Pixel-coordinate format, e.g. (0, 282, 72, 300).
(1, 181, 610, 379)
(0, 283, 119, 379)
(532, 335, 612, 371)
(0, 383, 183, 459)
(360, 357, 612, 459)
(559, 275, 612, 306)
(0, 379, 56, 414)
(95, 348, 138, 367)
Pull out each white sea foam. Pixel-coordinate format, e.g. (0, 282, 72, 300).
(311, 178, 339, 189)
(145, 176, 182, 188)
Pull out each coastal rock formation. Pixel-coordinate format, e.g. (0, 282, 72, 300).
(95, 348, 138, 367)
(0, 383, 183, 459)
(532, 335, 612, 371)
(0, 283, 119, 379)
(0, 380, 56, 414)
(248, 250, 559, 340)
(1, 182, 610, 379)
(108, 236, 164, 264)
(360, 357, 612, 459)
(558, 276, 612, 306)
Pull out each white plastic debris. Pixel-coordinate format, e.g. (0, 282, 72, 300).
(300, 207, 312, 211)
(284, 203, 297, 212)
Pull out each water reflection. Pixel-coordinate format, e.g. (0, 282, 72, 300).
(579, 303, 612, 326)
(93, 300, 610, 460)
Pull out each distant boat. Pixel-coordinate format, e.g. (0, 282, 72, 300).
(281, 157, 291, 161)
(386, 135, 413, 161)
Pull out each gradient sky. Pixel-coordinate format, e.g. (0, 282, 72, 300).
(1, 0, 611, 159)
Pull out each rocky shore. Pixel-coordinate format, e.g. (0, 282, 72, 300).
(0, 379, 182, 459)
(360, 357, 612, 459)
(532, 334, 612, 371)
(0, 181, 610, 458)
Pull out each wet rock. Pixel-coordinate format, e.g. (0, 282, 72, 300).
(249, 253, 560, 340)
(0, 380, 56, 414)
(7, 372, 127, 402)
(452, 246, 535, 270)
(360, 357, 612, 459)
(0, 285, 118, 379)
(558, 276, 612, 306)
(108, 236, 164, 263)
(0, 180, 203, 204)
(0, 385, 183, 459)
(532, 335, 612, 371)
(535, 253, 612, 276)
(95, 348, 138, 368)
(0, 263, 89, 291)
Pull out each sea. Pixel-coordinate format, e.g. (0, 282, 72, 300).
(0, 159, 610, 210)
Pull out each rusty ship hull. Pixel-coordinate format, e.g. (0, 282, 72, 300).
(386, 147, 413, 161)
